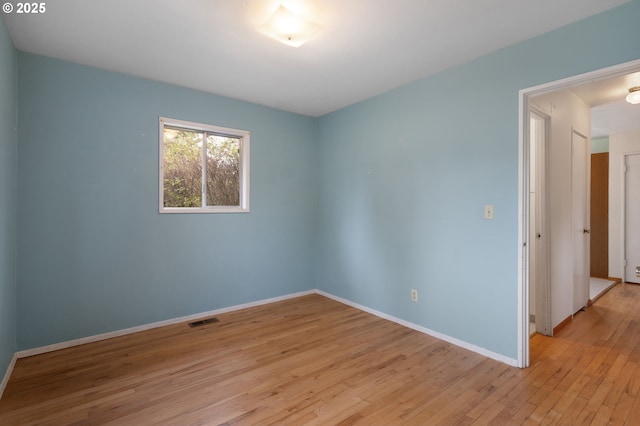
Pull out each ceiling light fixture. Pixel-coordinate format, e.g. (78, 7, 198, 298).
(257, 4, 322, 47)
(627, 86, 640, 104)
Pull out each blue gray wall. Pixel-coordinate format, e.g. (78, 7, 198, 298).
(316, 0, 640, 358)
(0, 19, 17, 376)
(7, 0, 640, 360)
(17, 54, 317, 349)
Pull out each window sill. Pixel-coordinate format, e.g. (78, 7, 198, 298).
(159, 207, 250, 214)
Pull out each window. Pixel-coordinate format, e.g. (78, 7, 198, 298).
(159, 117, 250, 213)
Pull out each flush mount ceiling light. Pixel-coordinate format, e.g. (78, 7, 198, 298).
(257, 4, 322, 47)
(627, 86, 640, 104)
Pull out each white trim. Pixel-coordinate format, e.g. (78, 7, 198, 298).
(519, 60, 640, 98)
(316, 290, 518, 367)
(13, 289, 517, 367)
(0, 353, 17, 399)
(517, 88, 529, 368)
(16, 290, 315, 358)
(158, 116, 251, 214)
(622, 154, 626, 282)
(535, 110, 552, 337)
(517, 58, 640, 369)
(160, 206, 249, 214)
(622, 152, 640, 282)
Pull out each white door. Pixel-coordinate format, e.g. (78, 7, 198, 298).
(625, 153, 640, 284)
(572, 131, 589, 314)
(529, 112, 550, 335)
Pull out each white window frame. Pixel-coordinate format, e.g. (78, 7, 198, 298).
(159, 117, 250, 213)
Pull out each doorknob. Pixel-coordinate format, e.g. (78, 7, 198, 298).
(583, 229, 590, 234)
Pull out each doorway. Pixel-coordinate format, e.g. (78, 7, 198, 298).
(590, 151, 609, 279)
(517, 58, 640, 368)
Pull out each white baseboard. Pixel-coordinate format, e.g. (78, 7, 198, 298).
(317, 290, 518, 367)
(16, 290, 316, 359)
(0, 353, 17, 399)
(13, 288, 516, 368)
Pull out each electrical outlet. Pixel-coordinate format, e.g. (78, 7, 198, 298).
(410, 289, 418, 302)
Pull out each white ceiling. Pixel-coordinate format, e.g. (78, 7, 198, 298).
(591, 99, 640, 139)
(570, 72, 640, 138)
(2, 0, 632, 117)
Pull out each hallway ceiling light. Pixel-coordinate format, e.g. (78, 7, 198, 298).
(257, 4, 322, 47)
(626, 86, 640, 104)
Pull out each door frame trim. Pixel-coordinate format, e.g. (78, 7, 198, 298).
(517, 58, 640, 368)
(622, 152, 640, 283)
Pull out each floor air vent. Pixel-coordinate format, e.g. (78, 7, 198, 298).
(188, 317, 220, 328)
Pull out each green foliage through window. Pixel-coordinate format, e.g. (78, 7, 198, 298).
(160, 118, 249, 212)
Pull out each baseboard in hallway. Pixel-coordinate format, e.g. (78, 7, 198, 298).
(589, 277, 619, 303)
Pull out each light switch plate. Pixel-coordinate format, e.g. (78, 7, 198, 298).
(484, 204, 494, 220)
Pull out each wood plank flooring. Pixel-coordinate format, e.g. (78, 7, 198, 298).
(2, 283, 640, 425)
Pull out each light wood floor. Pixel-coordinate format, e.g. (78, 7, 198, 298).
(2, 284, 640, 425)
